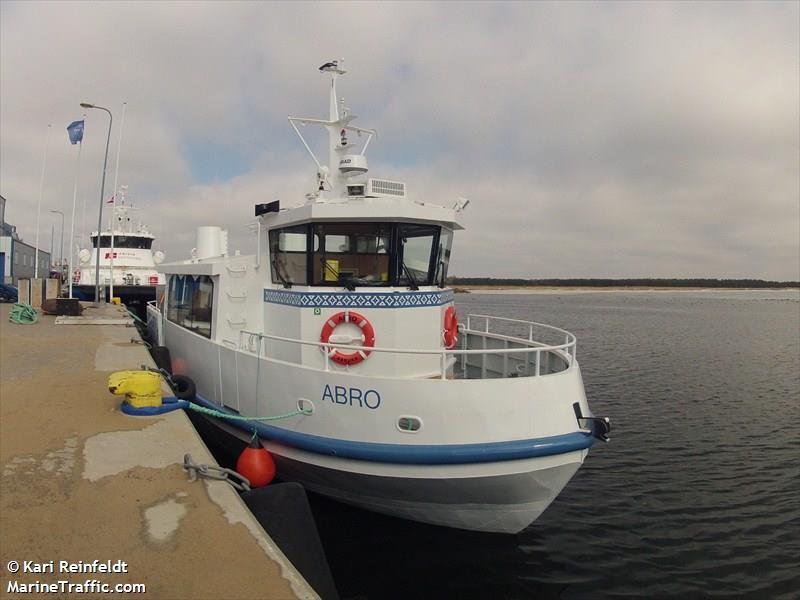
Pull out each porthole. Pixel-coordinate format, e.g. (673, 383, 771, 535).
(397, 415, 422, 433)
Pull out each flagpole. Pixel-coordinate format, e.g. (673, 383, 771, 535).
(109, 102, 126, 302)
(80, 133, 88, 248)
(68, 132, 84, 299)
(34, 124, 52, 279)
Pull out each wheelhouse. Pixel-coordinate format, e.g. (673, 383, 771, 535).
(269, 222, 453, 289)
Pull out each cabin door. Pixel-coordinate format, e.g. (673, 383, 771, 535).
(218, 345, 239, 412)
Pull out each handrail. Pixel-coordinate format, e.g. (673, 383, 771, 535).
(233, 313, 577, 379)
(239, 331, 573, 356)
(466, 313, 575, 341)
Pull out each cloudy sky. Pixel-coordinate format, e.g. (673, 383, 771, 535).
(1, 1, 798, 280)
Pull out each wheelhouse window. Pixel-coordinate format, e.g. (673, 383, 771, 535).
(167, 274, 214, 338)
(313, 223, 392, 287)
(397, 224, 438, 287)
(434, 228, 453, 287)
(269, 226, 308, 286)
(91, 235, 153, 249)
(267, 222, 450, 288)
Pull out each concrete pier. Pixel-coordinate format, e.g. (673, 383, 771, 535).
(0, 303, 317, 599)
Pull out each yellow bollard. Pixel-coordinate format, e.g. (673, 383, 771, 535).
(111, 297, 121, 305)
(108, 370, 163, 408)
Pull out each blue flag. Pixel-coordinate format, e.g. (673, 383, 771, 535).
(67, 120, 84, 145)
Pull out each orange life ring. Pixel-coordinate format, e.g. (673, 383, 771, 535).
(443, 306, 458, 349)
(320, 310, 375, 366)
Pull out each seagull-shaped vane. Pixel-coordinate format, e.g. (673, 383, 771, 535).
(319, 60, 338, 72)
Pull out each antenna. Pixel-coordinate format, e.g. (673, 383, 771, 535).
(288, 60, 376, 199)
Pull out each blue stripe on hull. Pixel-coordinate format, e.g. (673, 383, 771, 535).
(192, 394, 593, 465)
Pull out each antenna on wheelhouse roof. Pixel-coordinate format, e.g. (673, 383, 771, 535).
(288, 59, 376, 201)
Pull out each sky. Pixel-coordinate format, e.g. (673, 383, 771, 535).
(1, 1, 798, 280)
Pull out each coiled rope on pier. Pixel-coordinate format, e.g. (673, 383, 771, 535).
(9, 303, 38, 325)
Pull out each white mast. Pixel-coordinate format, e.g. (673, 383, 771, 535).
(327, 63, 342, 191)
(288, 60, 375, 199)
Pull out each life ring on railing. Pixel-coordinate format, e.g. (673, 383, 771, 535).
(443, 306, 459, 349)
(320, 310, 375, 366)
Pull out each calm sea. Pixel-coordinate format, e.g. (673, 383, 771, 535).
(307, 290, 800, 600)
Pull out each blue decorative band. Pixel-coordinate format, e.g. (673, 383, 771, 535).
(263, 289, 455, 309)
(193, 394, 593, 465)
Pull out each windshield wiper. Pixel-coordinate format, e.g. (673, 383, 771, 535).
(320, 258, 356, 291)
(402, 262, 419, 291)
(272, 258, 292, 289)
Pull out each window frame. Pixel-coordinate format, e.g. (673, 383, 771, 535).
(396, 223, 440, 288)
(267, 222, 447, 288)
(91, 235, 154, 249)
(269, 224, 310, 287)
(434, 227, 453, 288)
(166, 274, 214, 339)
(312, 222, 396, 287)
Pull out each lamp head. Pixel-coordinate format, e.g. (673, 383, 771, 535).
(79, 102, 94, 108)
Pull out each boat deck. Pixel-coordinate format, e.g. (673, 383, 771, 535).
(0, 302, 316, 599)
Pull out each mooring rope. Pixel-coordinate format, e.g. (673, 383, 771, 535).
(120, 395, 307, 421)
(9, 303, 38, 324)
(126, 309, 147, 326)
(125, 350, 307, 423)
(185, 402, 307, 422)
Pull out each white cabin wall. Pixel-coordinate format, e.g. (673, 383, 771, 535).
(258, 288, 452, 378)
(211, 254, 268, 347)
(298, 303, 445, 377)
(263, 302, 304, 363)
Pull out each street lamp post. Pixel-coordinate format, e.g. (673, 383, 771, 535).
(80, 102, 113, 304)
(50, 210, 64, 278)
(34, 125, 51, 279)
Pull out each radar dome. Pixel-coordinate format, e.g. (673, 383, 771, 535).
(339, 154, 368, 177)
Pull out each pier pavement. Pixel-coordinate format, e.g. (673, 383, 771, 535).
(0, 302, 317, 599)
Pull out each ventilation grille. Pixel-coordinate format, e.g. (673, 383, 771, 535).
(367, 179, 406, 197)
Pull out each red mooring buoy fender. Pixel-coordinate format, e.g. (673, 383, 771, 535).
(236, 435, 276, 488)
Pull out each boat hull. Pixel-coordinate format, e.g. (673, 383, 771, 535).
(197, 410, 586, 533)
(72, 284, 157, 301)
(153, 311, 597, 533)
(271, 445, 585, 533)
(73, 284, 157, 318)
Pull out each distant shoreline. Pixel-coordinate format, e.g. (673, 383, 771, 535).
(455, 286, 800, 294)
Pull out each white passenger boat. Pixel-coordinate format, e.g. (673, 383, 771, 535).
(73, 191, 166, 314)
(147, 61, 610, 533)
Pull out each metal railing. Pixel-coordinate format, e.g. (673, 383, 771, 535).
(234, 314, 577, 380)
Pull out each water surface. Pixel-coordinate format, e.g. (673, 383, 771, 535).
(310, 291, 800, 599)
